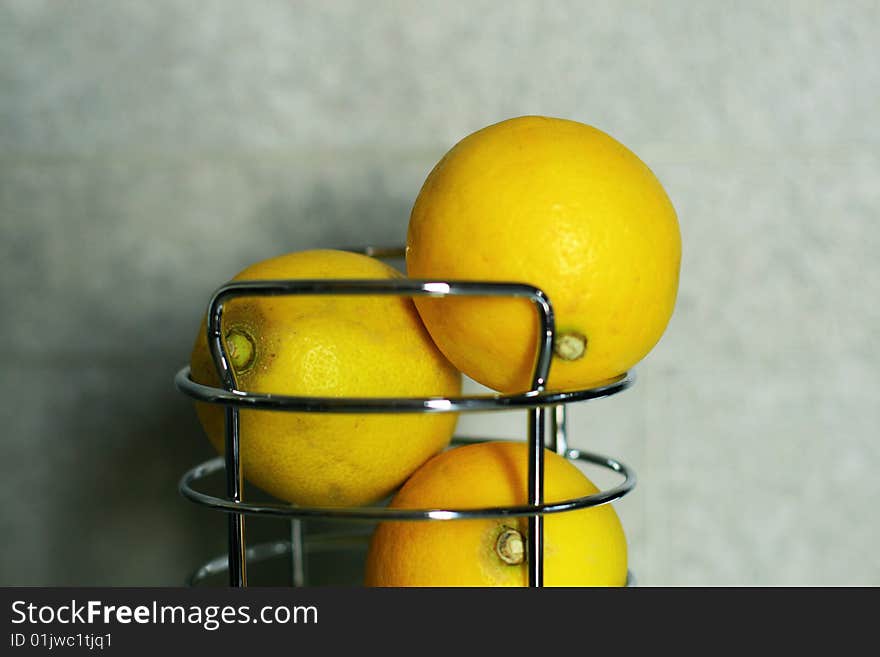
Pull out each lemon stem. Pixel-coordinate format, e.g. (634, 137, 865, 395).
(495, 527, 525, 565)
(554, 331, 587, 361)
(225, 329, 255, 371)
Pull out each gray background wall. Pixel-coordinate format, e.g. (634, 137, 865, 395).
(2, 0, 877, 586)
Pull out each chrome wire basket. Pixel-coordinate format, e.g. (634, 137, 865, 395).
(175, 247, 637, 587)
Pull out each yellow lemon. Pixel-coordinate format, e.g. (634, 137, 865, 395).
(407, 115, 681, 393)
(189, 249, 462, 507)
(364, 441, 627, 586)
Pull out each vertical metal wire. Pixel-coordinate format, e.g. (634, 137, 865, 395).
(224, 406, 247, 586)
(550, 405, 568, 456)
(527, 407, 545, 587)
(208, 292, 248, 587)
(536, 403, 568, 585)
(527, 289, 555, 587)
(289, 519, 306, 587)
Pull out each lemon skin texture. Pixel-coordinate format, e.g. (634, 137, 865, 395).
(189, 249, 462, 507)
(406, 115, 681, 393)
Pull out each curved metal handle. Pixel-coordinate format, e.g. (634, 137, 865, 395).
(201, 277, 556, 587)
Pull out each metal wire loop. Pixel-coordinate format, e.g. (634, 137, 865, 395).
(197, 277, 556, 397)
(178, 441, 636, 522)
(175, 366, 634, 413)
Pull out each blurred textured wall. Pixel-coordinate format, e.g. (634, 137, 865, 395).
(2, 0, 878, 586)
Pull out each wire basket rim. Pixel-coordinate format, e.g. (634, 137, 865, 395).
(178, 439, 636, 522)
(174, 365, 635, 414)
